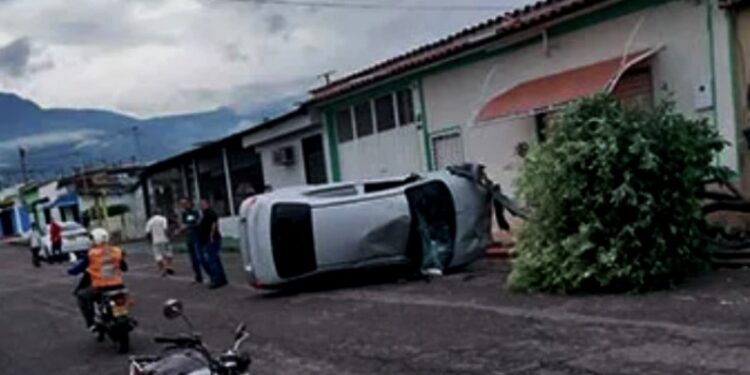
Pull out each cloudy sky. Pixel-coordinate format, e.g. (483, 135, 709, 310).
(0, 0, 531, 118)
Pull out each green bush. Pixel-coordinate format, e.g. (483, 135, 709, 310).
(508, 95, 725, 293)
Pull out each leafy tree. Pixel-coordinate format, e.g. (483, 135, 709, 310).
(508, 95, 726, 293)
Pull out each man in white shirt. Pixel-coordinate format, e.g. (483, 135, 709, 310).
(145, 212, 174, 276)
(29, 223, 42, 268)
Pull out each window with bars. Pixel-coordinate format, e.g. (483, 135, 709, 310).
(354, 102, 374, 138)
(375, 94, 396, 132)
(336, 108, 354, 143)
(396, 88, 415, 125)
(333, 86, 417, 143)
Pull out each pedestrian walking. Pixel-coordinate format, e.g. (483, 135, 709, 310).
(179, 198, 206, 284)
(145, 211, 174, 276)
(198, 199, 227, 289)
(49, 219, 62, 260)
(29, 223, 42, 268)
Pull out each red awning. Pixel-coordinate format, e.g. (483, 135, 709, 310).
(476, 47, 662, 122)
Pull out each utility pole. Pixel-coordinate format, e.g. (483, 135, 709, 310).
(18, 146, 28, 184)
(132, 126, 143, 162)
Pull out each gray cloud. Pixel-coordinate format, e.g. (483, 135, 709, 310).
(0, 0, 529, 116)
(0, 37, 31, 77)
(266, 13, 288, 34)
(223, 43, 250, 62)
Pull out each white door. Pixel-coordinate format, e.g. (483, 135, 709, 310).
(432, 132, 464, 170)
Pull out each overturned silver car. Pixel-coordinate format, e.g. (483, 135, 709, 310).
(238, 164, 510, 289)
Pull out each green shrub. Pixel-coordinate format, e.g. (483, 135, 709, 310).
(508, 95, 725, 293)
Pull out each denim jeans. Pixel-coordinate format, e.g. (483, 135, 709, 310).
(201, 239, 227, 286)
(187, 239, 207, 283)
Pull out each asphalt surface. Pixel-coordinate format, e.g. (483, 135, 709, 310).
(3, 243, 750, 374)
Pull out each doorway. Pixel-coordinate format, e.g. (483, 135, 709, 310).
(0, 209, 14, 236)
(302, 134, 327, 184)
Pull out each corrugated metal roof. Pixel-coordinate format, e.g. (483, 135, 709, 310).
(142, 106, 308, 175)
(310, 0, 604, 102)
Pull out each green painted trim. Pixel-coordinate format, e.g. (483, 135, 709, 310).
(323, 111, 342, 182)
(429, 125, 462, 137)
(727, 10, 744, 174)
(417, 79, 434, 171)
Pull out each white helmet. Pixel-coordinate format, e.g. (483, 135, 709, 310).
(90, 228, 110, 246)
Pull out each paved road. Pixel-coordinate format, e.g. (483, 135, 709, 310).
(3, 243, 750, 374)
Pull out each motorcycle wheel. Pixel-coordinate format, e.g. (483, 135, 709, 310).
(118, 332, 130, 354)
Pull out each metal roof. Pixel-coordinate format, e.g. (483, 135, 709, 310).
(142, 106, 308, 175)
(310, 0, 604, 102)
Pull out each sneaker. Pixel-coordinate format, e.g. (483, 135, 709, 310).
(422, 268, 443, 277)
(208, 281, 228, 290)
(166, 269, 175, 276)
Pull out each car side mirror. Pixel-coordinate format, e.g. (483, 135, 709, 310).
(163, 299, 184, 320)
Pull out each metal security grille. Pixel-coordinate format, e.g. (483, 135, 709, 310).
(432, 132, 464, 170)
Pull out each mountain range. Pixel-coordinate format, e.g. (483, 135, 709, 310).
(0, 92, 284, 186)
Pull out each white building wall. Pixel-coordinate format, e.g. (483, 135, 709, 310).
(256, 130, 324, 189)
(422, 1, 735, 194)
(339, 124, 423, 181)
(259, 139, 306, 188)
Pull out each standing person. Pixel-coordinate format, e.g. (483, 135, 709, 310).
(198, 199, 227, 289)
(145, 211, 174, 277)
(50, 219, 62, 260)
(179, 199, 205, 284)
(29, 223, 42, 268)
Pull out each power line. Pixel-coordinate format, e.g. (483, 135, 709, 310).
(229, 0, 515, 11)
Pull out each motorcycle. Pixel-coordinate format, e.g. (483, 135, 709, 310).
(129, 299, 252, 375)
(94, 287, 137, 353)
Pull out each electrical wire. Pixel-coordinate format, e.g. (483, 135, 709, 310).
(228, 0, 516, 11)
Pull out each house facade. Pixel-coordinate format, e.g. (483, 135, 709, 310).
(312, 0, 740, 195)
(722, 0, 750, 191)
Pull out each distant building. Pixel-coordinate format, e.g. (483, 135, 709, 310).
(57, 164, 146, 241)
(0, 185, 31, 238)
(141, 106, 327, 238)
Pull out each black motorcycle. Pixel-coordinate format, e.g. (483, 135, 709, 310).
(129, 299, 251, 375)
(94, 287, 137, 353)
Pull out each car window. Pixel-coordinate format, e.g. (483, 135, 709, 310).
(363, 174, 421, 193)
(305, 185, 358, 198)
(61, 222, 84, 232)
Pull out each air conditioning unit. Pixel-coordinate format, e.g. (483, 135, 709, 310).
(272, 146, 296, 166)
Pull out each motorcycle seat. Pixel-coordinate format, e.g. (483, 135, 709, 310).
(101, 287, 128, 298)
